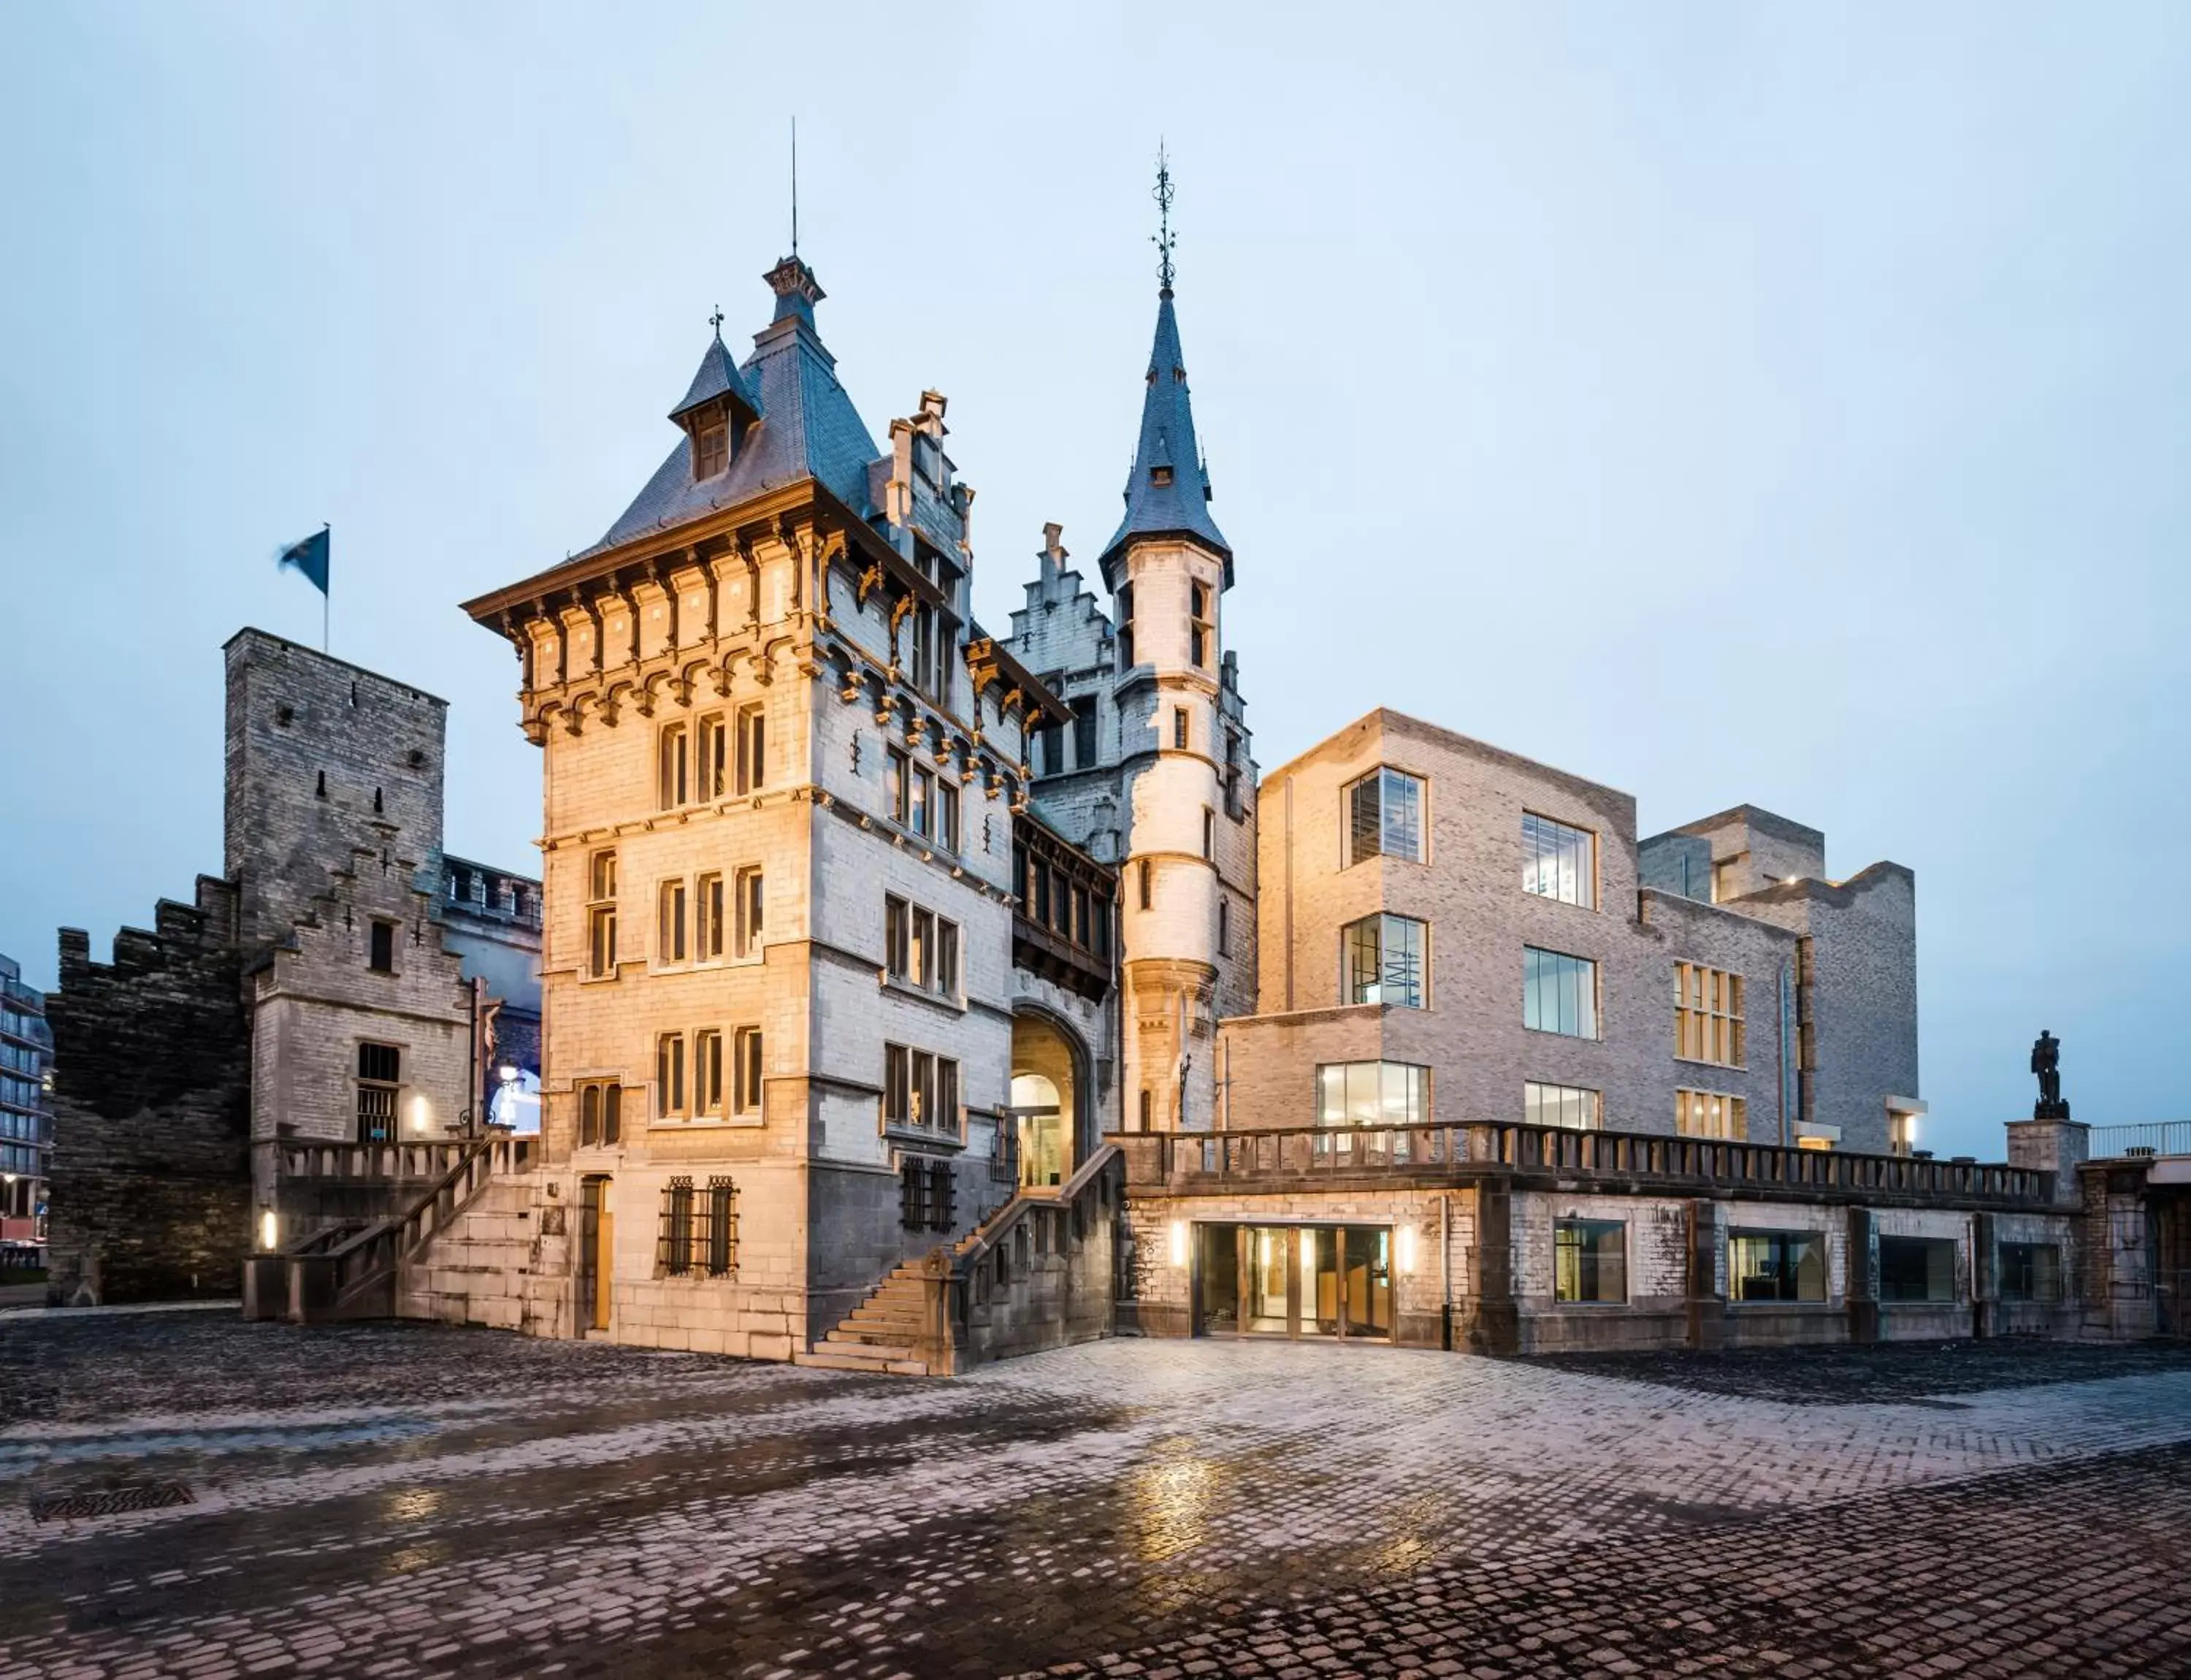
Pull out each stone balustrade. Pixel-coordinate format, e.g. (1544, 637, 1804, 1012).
(1114, 1121, 2052, 1210)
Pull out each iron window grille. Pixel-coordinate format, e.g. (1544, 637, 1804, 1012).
(899, 1158, 956, 1232)
(658, 1175, 740, 1277)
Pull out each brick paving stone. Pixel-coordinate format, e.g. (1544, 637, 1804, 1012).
(1, 1319, 2190, 1677)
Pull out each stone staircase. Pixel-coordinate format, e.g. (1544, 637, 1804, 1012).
(800, 1145, 1122, 1378)
(800, 1260, 949, 1375)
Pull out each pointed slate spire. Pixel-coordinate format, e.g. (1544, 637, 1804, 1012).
(668, 317, 762, 429)
(1097, 286, 1231, 585)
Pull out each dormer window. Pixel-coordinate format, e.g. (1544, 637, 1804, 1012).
(1150, 465, 1174, 487)
(695, 413, 729, 479)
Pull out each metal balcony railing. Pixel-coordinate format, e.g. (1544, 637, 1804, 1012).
(2090, 1121, 2191, 1160)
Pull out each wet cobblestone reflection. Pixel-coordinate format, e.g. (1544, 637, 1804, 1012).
(4, 1316, 2190, 1678)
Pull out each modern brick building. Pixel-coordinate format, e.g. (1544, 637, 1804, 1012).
(0, 953, 52, 1268)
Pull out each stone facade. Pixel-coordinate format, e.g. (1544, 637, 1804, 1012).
(462, 261, 1052, 1354)
(44, 630, 539, 1302)
(0, 952, 52, 1261)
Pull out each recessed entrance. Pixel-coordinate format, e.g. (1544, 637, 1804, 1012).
(1010, 1009, 1091, 1190)
(1195, 1223, 1392, 1340)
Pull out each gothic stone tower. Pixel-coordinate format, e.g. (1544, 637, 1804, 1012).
(1010, 245, 1257, 1136)
(463, 256, 1054, 1353)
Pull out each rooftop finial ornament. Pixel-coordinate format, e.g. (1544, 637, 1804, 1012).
(1152, 142, 1177, 297)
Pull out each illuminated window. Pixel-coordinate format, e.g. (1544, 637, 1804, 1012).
(1675, 1088, 1746, 1140)
(1524, 1081, 1599, 1130)
(1554, 1219, 1626, 1303)
(1316, 1061, 1429, 1126)
(1730, 1229, 1826, 1302)
(1675, 963, 1745, 1066)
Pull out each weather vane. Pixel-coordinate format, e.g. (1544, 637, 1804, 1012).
(1152, 142, 1176, 295)
(708, 304, 724, 335)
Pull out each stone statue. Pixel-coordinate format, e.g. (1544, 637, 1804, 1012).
(2030, 1029, 2070, 1120)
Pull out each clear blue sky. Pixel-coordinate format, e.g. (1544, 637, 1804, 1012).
(4, 4, 2185, 1158)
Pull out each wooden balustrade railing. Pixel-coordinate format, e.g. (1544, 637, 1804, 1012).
(1112, 1121, 2050, 1208)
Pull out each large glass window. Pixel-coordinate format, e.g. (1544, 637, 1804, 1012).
(1346, 768, 1425, 866)
(1523, 947, 1597, 1038)
(1880, 1235, 1958, 1302)
(2000, 1242, 2062, 1303)
(1522, 813, 1596, 908)
(1675, 963, 1745, 1066)
(1675, 1088, 1746, 1140)
(1554, 1219, 1626, 1303)
(1730, 1229, 1827, 1302)
(1343, 914, 1426, 1009)
(1316, 1062, 1429, 1127)
(1524, 1081, 1599, 1130)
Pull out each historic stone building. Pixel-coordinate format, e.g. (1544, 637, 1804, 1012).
(44, 631, 540, 1305)
(223, 191, 2180, 1367)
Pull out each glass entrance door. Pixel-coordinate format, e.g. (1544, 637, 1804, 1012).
(1195, 1223, 1393, 1342)
(1342, 1226, 1392, 1339)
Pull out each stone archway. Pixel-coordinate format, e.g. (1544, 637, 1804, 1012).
(1011, 1009, 1091, 1190)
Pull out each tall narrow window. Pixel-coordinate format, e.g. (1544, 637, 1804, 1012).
(698, 714, 730, 800)
(937, 779, 960, 852)
(578, 1081, 621, 1147)
(706, 1177, 738, 1274)
(662, 1177, 696, 1274)
(733, 1027, 763, 1117)
(694, 1029, 724, 1118)
(1202, 809, 1215, 860)
(696, 872, 725, 960)
(1345, 768, 1426, 866)
(1217, 897, 1231, 956)
(1523, 947, 1598, 1039)
(887, 747, 910, 825)
(1343, 914, 1427, 1009)
(735, 867, 763, 959)
(1138, 1089, 1152, 1131)
(1675, 963, 1745, 1066)
(1071, 698, 1098, 768)
(1521, 812, 1596, 908)
(937, 919, 959, 996)
(1036, 718, 1064, 774)
(587, 850, 619, 980)
(735, 702, 767, 795)
(1138, 859, 1152, 911)
(658, 722, 689, 809)
(657, 879, 688, 964)
(368, 920, 396, 973)
(657, 1033, 687, 1118)
(911, 765, 933, 839)
(886, 894, 909, 981)
(910, 907, 934, 989)
(1172, 708, 1190, 751)
(695, 412, 729, 476)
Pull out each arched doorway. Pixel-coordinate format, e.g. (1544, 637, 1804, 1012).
(1010, 1010, 1089, 1190)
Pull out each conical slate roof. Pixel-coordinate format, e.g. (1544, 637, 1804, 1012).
(1098, 289, 1230, 579)
(580, 256, 881, 560)
(668, 330, 762, 425)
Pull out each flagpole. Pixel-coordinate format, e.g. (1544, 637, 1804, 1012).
(321, 522, 330, 652)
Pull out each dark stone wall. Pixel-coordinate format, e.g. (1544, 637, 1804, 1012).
(45, 878, 252, 1304)
(223, 629, 448, 952)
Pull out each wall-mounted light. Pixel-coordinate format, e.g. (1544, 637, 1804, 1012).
(1168, 1221, 1188, 1267)
(409, 1095, 432, 1134)
(259, 1209, 279, 1251)
(1396, 1224, 1418, 1277)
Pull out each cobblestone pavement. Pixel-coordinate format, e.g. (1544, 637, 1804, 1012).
(4, 1320, 2190, 1679)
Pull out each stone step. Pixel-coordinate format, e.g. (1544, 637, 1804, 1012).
(831, 1325, 919, 1348)
(798, 1348, 930, 1376)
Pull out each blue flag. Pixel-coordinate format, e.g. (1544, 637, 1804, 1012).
(278, 527, 330, 595)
